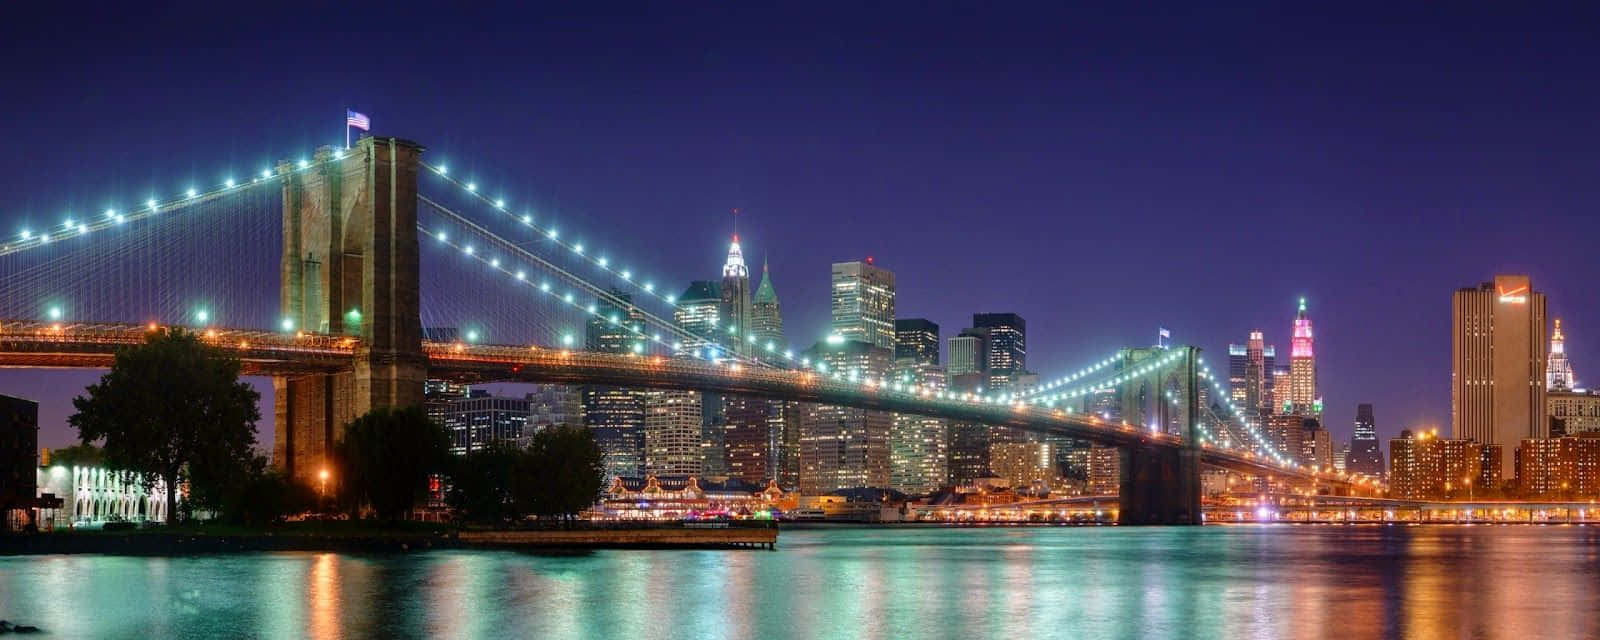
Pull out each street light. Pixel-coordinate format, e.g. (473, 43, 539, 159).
(319, 468, 330, 501)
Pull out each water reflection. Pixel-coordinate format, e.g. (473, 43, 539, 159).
(3, 526, 1600, 639)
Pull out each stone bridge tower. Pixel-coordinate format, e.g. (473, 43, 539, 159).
(272, 137, 427, 486)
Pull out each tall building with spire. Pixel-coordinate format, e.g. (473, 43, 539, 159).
(720, 233, 752, 356)
(1548, 318, 1576, 392)
(751, 259, 784, 352)
(1289, 298, 1320, 417)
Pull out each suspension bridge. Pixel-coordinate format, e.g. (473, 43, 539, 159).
(0, 136, 1376, 524)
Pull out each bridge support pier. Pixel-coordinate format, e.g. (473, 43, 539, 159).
(273, 137, 427, 487)
(1117, 444, 1202, 525)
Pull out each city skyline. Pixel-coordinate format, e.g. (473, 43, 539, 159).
(3, 4, 1599, 456)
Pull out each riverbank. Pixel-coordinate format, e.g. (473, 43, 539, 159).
(0, 522, 777, 555)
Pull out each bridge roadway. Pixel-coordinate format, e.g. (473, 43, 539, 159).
(0, 321, 1354, 488)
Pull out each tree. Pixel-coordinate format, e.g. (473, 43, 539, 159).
(70, 328, 260, 525)
(446, 441, 526, 525)
(335, 406, 450, 521)
(521, 426, 605, 523)
(47, 443, 105, 468)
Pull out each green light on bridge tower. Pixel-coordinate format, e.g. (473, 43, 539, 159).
(195, 309, 210, 324)
(47, 306, 62, 321)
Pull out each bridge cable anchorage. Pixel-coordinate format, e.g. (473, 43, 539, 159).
(419, 160, 810, 362)
(417, 196, 799, 368)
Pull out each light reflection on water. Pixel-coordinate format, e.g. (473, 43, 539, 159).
(2, 525, 1600, 639)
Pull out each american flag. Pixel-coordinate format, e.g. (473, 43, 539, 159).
(346, 110, 370, 131)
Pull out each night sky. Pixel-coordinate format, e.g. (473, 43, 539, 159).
(3, 3, 1598, 453)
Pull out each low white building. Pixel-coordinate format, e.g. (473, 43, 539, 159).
(36, 465, 173, 527)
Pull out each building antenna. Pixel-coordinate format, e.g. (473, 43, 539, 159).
(732, 208, 740, 242)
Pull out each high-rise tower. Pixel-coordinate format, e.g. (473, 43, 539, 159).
(1289, 298, 1320, 417)
(830, 259, 896, 350)
(1346, 403, 1385, 477)
(1548, 318, 1575, 392)
(1452, 275, 1548, 478)
(973, 313, 1026, 391)
(1229, 331, 1277, 418)
(720, 233, 752, 356)
(751, 259, 784, 352)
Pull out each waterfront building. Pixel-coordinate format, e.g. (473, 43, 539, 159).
(1453, 276, 1549, 477)
(830, 259, 896, 350)
(1480, 443, 1505, 490)
(1346, 403, 1386, 478)
(1547, 318, 1576, 391)
(799, 338, 893, 493)
(720, 233, 753, 356)
(1516, 434, 1600, 498)
(988, 442, 1063, 493)
(1, 395, 38, 531)
(1389, 430, 1443, 500)
(595, 475, 791, 520)
(34, 463, 172, 528)
(1288, 299, 1320, 417)
(444, 394, 533, 455)
(751, 259, 785, 353)
(644, 389, 703, 477)
(724, 395, 782, 485)
(973, 313, 1025, 390)
(1549, 389, 1600, 437)
(1087, 445, 1120, 495)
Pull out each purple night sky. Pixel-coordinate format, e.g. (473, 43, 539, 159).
(2, 3, 1597, 453)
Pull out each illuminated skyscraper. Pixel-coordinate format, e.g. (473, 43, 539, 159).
(1452, 275, 1548, 477)
(1548, 318, 1575, 392)
(720, 233, 752, 356)
(1228, 331, 1277, 418)
(751, 259, 784, 353)
(1289, 298, 1320, 417)
(830, 259, 896, 350)
(798, 338, 893, 492)
(973, 313, 1026, 391)
(894, 318, 940, 366)
(584, 290, 648, 478)
(1346, 403, 1385, 477)
(674, 280, 722, 357)
(947, 332, 985, 377)
(644, 389, 702, 476)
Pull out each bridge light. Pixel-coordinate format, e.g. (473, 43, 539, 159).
(225, 178, 236, 188)
(195, 309, 210, 324)
(105, 209, 116, 219)
(63, 217, 74, 229)
(19, 230, 29, 240)
(436, 165, 448, 175)
(185, 188, 197, 198)
(281, 318, 294, 331)
(563, 293, 574, 304)
(437, 231, 448, 242)
(298, 159, 310, 170)
(573, 244, 585, 254)
(39, 233, 49, 244)
(495, 199, 505, 209)
(539, 282, 551, 292)
(643, 283, 654, 292)
(463, 246, 474, 255)
(490, 258, 500, 268)
(47, 306, 62, 321)
(521, 214, 531, 225)
(515, 270, 526, 280)
(77, 224, 87, 234)
(547, 229, 558, 239)
(561, 334, 574, 346)
(632, 343, 643, 354)
(262, 169, 273, 179)
(620, 270, 631, 280)
(666, 295, 676, 304)
(466, 182, 477, 192)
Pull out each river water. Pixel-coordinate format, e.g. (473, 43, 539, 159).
(2, 525, 1598, 639)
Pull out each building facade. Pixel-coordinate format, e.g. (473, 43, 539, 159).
(1346, 403, 1385, 478)
(751, 260, 785, 354)
(1547, 318, 1575, 391)
(972, 313, 1026, 391)
(894, 318, 940, 366)
(799, 339, 893, 493)
(1452, 275, 1549, 476)
(720, 234, 753, 356)
(644, 389, 703, 477)
(829, 259, 896, 350)
(1, 395, 38, 530)
(674, 280, 723, 357)
(1549, 389, 1600, 437)
(1516, 434, 1600, 498)
(947, 333, 985, 377)
(1288, 298, 1320, 417)
(444, 395, 533, 455)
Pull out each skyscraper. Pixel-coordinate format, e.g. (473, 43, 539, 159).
(1228, 331, 1277, 418)
(1289, 299, 1319, 417)
(889, 360, 948, 496)
(1452, 275, 1549, 477)
(799, 338, 893, 492)
(830, 259, 896, 350)
(644, 389, 702, 476)
(1548, 318, 1576, 392)
(973, 313, 1026, 390)
(674, 280, 722, 357)
(947, 332, 985, 377)
(584, 290, 647, 478)
(1346, 403, 1385, 477)
(751, 259, 785, 352)
(894, 318, 940, 366)
(720, 233, 752, 356)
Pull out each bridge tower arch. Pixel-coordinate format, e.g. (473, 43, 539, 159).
(272, 137, 427, 486)
(1117, 345, 1203, 524)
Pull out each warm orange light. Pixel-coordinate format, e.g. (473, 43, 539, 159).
(319, 469, 329, 481)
